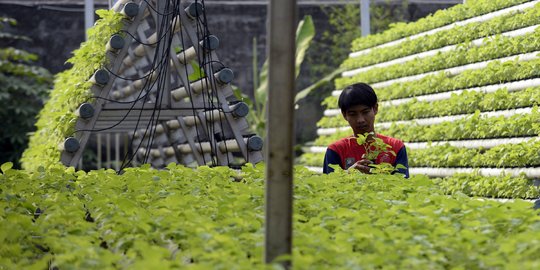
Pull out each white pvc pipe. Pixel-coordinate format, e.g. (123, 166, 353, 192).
(410, 167, 540, 178)
(112, 0, 129, 12)
(318, 106, 534, 134)
(370, 51, 540, 89)
(305, 166, 540, 178)
(375, 107, 533, 129)
(301, 146, 327, 153)
(407, 137, 538, 150)
(332, 70, 540, 101)
(381, 77, 540, 107)
(348, 0, 540, 58)
(317, 126, 349, 136)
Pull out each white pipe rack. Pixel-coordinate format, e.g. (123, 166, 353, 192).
(318, 106, 534, 135)
(348, 0, 540, 58)
(305, 166, 540, 178)
(343, 24, 540, 77)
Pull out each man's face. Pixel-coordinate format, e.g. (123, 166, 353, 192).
(343, 103, 378, 136)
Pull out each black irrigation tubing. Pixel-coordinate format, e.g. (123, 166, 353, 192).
(121, 0, 180, 170)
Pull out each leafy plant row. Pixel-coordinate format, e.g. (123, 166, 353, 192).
(333, 56, 540, 103)
(301, 138, 540, 173)
(323, 87, 540, 122)
(301, 137, 540, 168)
(386, 107, 540, 142)
(436, 173, 540, 199)
(297, 152, 540, 199)
(344, 3, 540, 69)
(408, 139, 540, 168)
(351, 0, 533, 51)
(339, 28, 540, 88)
(2, 163, 540, 268)
(377, 87, 540, 121)
(21, 10, 125, 171)
(314, 107, 539, 145)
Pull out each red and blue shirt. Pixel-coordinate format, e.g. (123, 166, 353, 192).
(323, 133, 409, 177)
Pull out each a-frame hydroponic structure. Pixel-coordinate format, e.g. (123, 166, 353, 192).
(59, 0, 262, 170)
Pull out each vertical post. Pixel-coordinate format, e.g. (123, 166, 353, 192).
(360, 0, 370, 36)
(115, 133, 120, 171)
(97, 133, 102, 169)
(265, 0, 296, 267)
(84, 0, 94, 40)
(124, 133, 129, 164)
(106, 133, 111, 168)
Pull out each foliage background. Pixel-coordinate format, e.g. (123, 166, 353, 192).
(0, 18, 52, 168)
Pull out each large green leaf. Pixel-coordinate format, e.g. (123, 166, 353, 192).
(294, 67, 344, 105)
(254, 15, 315, 110)
(294, 15, 315, 78)
(251, 15, 316, 137)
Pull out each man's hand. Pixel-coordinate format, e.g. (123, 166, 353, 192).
(350, 159, 373, 174)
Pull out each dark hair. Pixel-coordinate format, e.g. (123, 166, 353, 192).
(338, 82, 378, 113)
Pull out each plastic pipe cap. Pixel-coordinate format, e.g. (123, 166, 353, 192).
(78, 103, 95, 119)
(247, 136, 263, 152)
(216, 68, 234, 84)
(109, 35, 125, 50)
(122, 2, 139, 18)
(93, 69, 110, 85)
(186, 2, 204, 18)
(231, 102, 249, 118)
(64, 137, 80, 153)
(200, 35, 219, 51)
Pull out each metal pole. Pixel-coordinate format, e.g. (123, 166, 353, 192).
(360, 0, 370, 36)
(265, 0, 296, 267)
(84, 0, 94, 40)
(106, 133, 111, 168)
(97, 133, 102, 169)
(115, 133, 120, 171)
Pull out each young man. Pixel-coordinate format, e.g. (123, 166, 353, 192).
(322, 82, 409, 177)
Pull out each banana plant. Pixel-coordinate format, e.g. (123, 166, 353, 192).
(234, 15, 343, 138)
